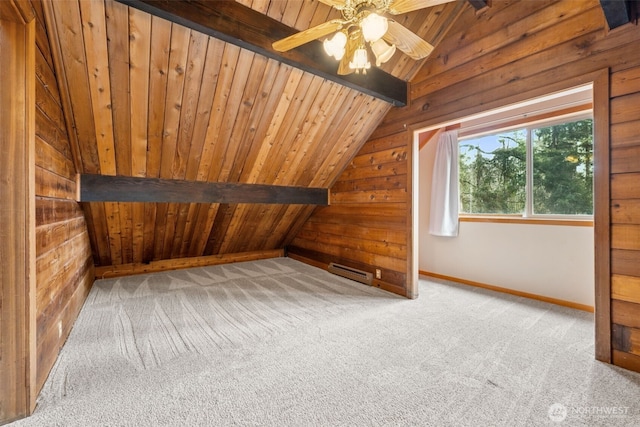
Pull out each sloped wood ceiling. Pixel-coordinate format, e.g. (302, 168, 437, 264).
(45, 0, 466, 268)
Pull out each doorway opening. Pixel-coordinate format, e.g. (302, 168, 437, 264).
(410, 72, 611, 362)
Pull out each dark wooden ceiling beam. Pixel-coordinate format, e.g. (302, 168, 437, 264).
(115, 0, 407, 106)
(599, 0, 638, 30)
(467, 0, 490, 12)
(78, 174, 329, 205)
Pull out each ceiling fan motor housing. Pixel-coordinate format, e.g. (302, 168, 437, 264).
(341, 0, 391, 21)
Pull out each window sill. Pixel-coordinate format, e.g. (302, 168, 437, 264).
(459, 215, 593, 227)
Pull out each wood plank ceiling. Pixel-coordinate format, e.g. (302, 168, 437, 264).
(44, 0, 467, 268)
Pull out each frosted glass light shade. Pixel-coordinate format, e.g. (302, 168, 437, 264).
(349, 47, 371, 71)
(323, 31, 347, 60)
(361, 13, 388, 42)
(370, 39, 396, 66)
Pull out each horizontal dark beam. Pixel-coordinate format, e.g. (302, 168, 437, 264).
(79, 174, 329, 205)
(116, 0, 407, 106)
(467, 0, 490, 11)
(599, 0, 636, 29)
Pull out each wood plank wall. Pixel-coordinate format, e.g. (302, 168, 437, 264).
(283, 3, 465, 299)
(31, 0, 94, 392)
(289, 131, 413, 297)
(0, 3, 37, 421)
(367, 0, 640, 372)
(610, 63, 640, 370)
(45, 0, 394, 274)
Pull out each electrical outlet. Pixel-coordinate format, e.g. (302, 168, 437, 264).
(375, 269, 381, 279)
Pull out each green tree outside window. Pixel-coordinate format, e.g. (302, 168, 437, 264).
(459, 118, 593, 216)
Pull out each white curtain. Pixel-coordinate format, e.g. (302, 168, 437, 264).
(429, 130, 459, 237)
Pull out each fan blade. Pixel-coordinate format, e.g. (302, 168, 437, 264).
(337, 35, 358, 75)
(382, 20, 434, 60)
(388, 0, 456, 15)
(273, 20, 344, 52)
(318, 0, 346, 8)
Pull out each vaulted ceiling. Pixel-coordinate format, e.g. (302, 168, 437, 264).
(43, 0, 468, 267)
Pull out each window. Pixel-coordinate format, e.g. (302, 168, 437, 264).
(459, 115, 593, 217)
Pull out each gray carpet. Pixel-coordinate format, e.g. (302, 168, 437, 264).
(11, 258, 640, 426)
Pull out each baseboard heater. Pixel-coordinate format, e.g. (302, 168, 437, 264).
(328, 262, 373, 285)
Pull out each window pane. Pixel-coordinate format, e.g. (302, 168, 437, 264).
(459, 130, 526, 214)
(532, 119, 593, 215)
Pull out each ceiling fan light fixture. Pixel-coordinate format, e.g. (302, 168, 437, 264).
(361, 12, 388, 42)
(349, 46, 371, 73)
(370, 38, 396, 66)
(323, 31, 348, 60)
(273, 0, 443, 76)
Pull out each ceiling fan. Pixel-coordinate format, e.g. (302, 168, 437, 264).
(272, 0, 456, 75)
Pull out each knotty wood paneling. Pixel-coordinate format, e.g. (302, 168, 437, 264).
(612, 323, 640, 370)
(611, 60, 640, 370)
(612, 349, 640, 372)
(290, 131, 413, 297)
(45, 0, 465, 271)
(365, 0, 640, 372)
(0, 8, 37, 422)
(119, 0, 409, 106)
(34, 0, 94, 395)
(612, 274, 640, 305)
